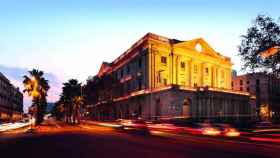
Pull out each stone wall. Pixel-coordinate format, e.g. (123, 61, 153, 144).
(91, 87, 252, 122)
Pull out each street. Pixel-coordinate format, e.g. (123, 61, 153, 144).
(1, 119, 280, 158)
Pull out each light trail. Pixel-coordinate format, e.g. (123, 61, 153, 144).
(0, 119, 33, 132)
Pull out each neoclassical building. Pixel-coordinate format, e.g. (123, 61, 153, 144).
(88, 33, 253, 122)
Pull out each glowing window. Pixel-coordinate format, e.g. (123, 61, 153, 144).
(205, 67, 209, 74)
(194, 65, 198, 73)
(161, 56, 167, 64)
(181, 62, 185, 69)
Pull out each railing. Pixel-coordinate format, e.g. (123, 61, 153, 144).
(93, 84, 251, 107)
(178, 85, 250, 96)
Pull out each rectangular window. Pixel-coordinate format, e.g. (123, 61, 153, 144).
(240, 79, 243, 85)
(161, 56, 167, 64)
(240, 87, 243, 91)
(127, 65, 130, 74)
(127, 82, 131, 92)
(180, 62, 185, 69)
(194, 65, 198, 73)
(138, 59, 142, 68)
(138, 79, 142, 90)
(120, 69, 123, 78)
(205, 67, 209, 74)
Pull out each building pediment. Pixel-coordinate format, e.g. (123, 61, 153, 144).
(174, 38, 221, 59)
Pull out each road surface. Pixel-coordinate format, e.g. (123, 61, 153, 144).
(0, 119, 279, 158)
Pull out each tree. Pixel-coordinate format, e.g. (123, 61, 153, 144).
(73, 96, 84, 124)
(23, 69, 50, 125)
(238, 15, 280, 76)
(51, 100, 64, 120)
(58, 79, 82, 124)
(84, 76, 100, 106)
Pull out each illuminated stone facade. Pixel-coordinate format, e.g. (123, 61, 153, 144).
(146, 35, 232, 90)
(90, 33, 252, 122)
(0, 72, 23, 122)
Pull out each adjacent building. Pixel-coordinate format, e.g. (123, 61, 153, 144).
(88, 33, 252, 122)
(231, 70, 237, 78)
(232, 73, 280, 122)
(0, 72, 23, 122)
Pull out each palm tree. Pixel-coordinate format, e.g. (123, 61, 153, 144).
(73, 96, 84, 124)
(51, 100, 65, 120)
(23, 69, 50, 125)
(59, 79, 82, 124)
(84, 76, 100, 106)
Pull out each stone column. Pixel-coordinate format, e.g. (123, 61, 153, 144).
(200, 63, 204, 87)
(175, 55, 179, 85)
(188, 60, 192, 87)
(227, 68, 232, 89)
(216, 67, 219, 88)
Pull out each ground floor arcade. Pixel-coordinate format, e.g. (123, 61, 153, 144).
(89, 86, 254, 122)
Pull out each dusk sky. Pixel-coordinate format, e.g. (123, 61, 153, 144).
(0, 0, 279, 110)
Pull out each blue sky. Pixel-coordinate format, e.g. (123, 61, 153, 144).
(0, 0, 279, 108)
